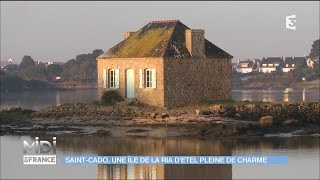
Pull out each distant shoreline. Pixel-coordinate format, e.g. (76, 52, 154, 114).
(0, 82, 97, 93)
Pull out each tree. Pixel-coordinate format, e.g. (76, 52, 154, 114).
(19, 55, 35, 69)
(61, 49, 103, 82)
(310, 39, 319, 58)
(4, 64, 19, 72)
(22, 65, 48, 81)
(47, 64, 63, 81)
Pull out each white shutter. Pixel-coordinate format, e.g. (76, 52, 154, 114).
(103, 69, 107, 89)
(115, 69, 120, 89)
(152, 68, 156, 89)
(139, 69, 145, 88)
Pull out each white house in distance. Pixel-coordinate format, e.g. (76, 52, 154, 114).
(0, 58, 13, 70)
(282, 57, 306, 72)
(306, 56, 319, 69)
(235, 59, 260, 73)
(260, 57, 283, 73)
(36, 60, 64, 66)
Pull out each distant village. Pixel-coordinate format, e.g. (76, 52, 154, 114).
(233, 56, 319, 74)
(2, 56, 319, 73)
(0, 58, 64, 70)
(0, 58, 65, 80)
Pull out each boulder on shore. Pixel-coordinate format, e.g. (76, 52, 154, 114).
(259, 116, 273, 126)
(149, 113, 157, 119)
(195, 109, 201, 115)
(161, 113, 169, 119)
(282, 119, 300, 126)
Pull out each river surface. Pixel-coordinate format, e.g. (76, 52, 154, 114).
(1, 89, 319, 179)
(1, 89, 319, 110)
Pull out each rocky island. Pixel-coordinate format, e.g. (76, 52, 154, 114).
(1, 98, 319, 138)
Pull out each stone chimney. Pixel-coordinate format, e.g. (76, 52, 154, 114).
(124, 32, 135, 39)
(185, 29, 205, 58)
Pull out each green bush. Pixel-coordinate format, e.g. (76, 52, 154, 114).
(100, 90, 124, 105)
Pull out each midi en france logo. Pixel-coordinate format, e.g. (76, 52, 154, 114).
(23, 137, 57, 165)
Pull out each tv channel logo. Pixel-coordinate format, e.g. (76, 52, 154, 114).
(23, 137, 57, 165)
(286, 15, 296, 30)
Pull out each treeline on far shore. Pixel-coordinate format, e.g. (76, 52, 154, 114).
(0, 49, 103, 92)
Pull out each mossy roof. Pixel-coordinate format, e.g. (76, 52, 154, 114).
(98, 20, 232, 59)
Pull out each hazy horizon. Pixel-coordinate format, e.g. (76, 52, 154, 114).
(1, 1, 319, 63)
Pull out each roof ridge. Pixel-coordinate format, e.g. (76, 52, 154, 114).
(161, 21, 184, 57)
(149, 19, 179, 24)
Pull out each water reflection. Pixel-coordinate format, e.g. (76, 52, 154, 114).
(59, 136, 234, 180)
(233, 89, 319, 103)
(0, 89, 98, 110)
(56, 136, 318, 180)
(98, 164, 164, 180)
(1, 135, 319, 179)
(97, 163, 232, 180)
(56, 92, 61, 106)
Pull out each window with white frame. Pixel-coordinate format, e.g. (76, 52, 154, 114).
(103, 69, 119, 89)
(145, 69, 153, 88)
(139, 68, 156, 89)
(109, 69, 116, 88)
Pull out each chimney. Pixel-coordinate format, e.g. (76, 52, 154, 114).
(124, 32, 135, 39)
(185, 29, 205, 58)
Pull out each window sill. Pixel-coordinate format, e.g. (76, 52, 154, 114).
(142, 87, 156, 91)
(104, 87, 119, 90)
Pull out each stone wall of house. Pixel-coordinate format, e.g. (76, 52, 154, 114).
(164, 58, 232, 107)
(97, 58, 165, 107)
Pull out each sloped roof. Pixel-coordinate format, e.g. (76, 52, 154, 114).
(237, 60, 254, 68)
(98, 20, 232, 59)
(261, 57, 283, 64)
(284, 57, 306, 64)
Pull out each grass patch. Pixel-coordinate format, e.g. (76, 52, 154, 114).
(107, 24, 174, 58)
(0, 107, 35, 124)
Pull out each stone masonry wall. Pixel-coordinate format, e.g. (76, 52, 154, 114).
(164, 58, 232, 107)
(97, 58, 165, 107)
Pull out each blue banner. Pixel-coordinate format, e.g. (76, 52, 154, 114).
(62, 156, 288, 165)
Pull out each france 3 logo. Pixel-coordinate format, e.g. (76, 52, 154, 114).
(286, 14, 296, 30)
(23, 137, 57, 165)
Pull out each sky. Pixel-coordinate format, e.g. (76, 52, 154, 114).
(1, 1, 319, 63)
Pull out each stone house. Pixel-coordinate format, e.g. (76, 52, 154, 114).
(97, 20, 233, 107)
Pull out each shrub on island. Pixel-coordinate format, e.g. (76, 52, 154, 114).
(100, 90, 124, 106)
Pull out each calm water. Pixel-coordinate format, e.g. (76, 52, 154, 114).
(233, 89, 320, 103)
(1, 89, 319, 110)
(1, 135, 319, 179)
